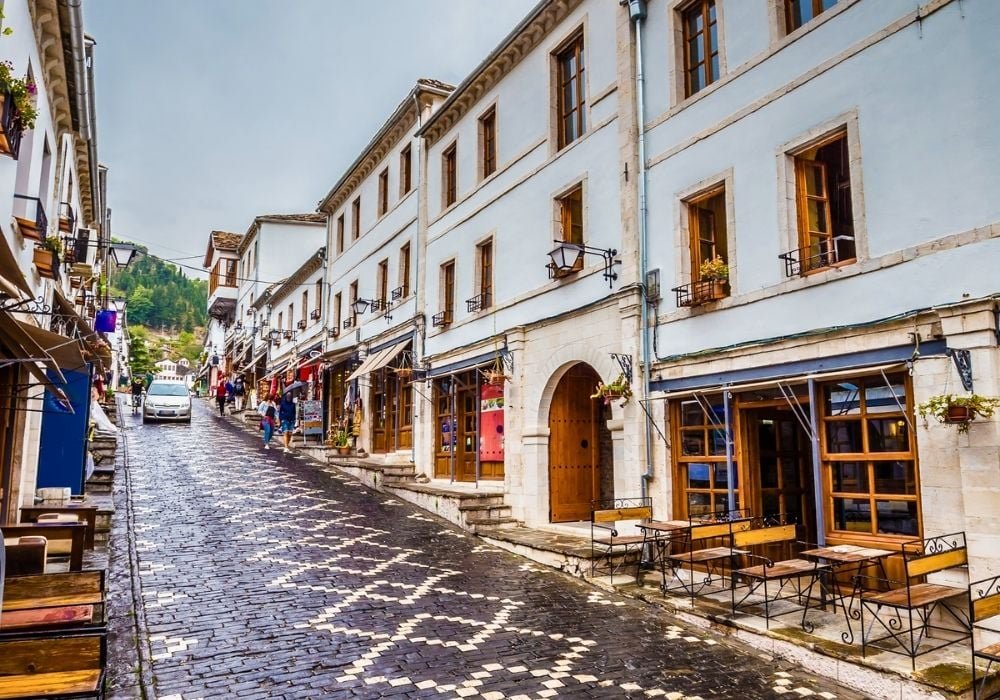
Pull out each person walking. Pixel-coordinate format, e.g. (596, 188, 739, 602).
(258, 394, 277, 449)
(233, 376, 246, 412)
(214, 376, 228, 416)
(130, 376, 145, 415)
(278, 392, 297, 453)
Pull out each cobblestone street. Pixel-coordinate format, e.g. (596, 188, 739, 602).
(118, 401, 865, 700)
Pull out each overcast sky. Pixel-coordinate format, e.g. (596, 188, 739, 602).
(84, 0, 538, 275)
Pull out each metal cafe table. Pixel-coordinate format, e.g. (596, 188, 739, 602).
(635, 519, 710, 589)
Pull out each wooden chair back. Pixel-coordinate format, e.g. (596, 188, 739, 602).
(902, 532, 967, 581)
(690, 519, 751, 543)
(592, 505, 652, 524)
(971, 575, 1000, 624)
(2, 570, 105, 604)
(0, 523, 86, 572)
(732, 523, 797, 549)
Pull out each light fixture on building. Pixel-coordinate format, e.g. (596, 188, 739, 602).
(109, 242, 139, 269)
(351, 298, 373, 315)
(234, 321, 243, 332)
(246, 308, 255, 316)
(268, 329, 281, 342)
(546, 240, 619, 289)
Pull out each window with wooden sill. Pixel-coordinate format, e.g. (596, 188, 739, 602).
(782, 129, 856, 276)
(673, 186, 729, 307)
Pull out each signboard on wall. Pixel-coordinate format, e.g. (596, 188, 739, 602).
(300, 400, 323, 437)
(479, 383, 504, 461)
(37, 365, 92, 494)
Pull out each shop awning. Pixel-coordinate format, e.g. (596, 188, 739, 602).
(0, 233, 33, 299)
(346, 339, 410, 383)
(0, 312, 70, 403)
(15, 321, 87, 373)
(261, 359, 290, 382)
(52, 289, 105, 374)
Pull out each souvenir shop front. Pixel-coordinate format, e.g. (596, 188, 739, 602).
(346, 338, 413, 455)
(430, 361, 505, 483)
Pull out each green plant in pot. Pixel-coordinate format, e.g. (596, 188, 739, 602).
(332, 429, 350, 454)
(0, 60, 38, 130)
(696, 256, 729, 303)
(40, 236, 62, 254)
(917, 393, 1000, 434)
(590, 373, 633, 407)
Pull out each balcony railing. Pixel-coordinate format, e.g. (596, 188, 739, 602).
(296, 319, 307, 330)
(370, 299, 387, 313)
(58, 202, 76, 234)
(342, 317, 355, 329)
(283, 329, 294, 339)
(310, 308, 322, 320)
(432, 310, 453, 328)
(466, 291, 491, 313)
(0, 90, 25, 159)
(779, 235, 857, 277)
(671, 279, 728, 308)
(12, 195, 47, 241)
(391, 286, 404, 301)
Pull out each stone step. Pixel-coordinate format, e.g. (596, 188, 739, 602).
(466, 516, 520, 532)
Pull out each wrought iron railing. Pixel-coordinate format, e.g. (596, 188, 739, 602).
(671, 279, 728, 307)
(12, 194, 47, 240)
(296, 319, 307, 330)
(310, 308, 322, 320)
(431, 310, 452, 328)
(465, 291, 491, 313)
(778, 235, 856, 276)
(58, 202, 76, 233)
(342, 317, 355, 329)
(391, 286, 404, 301)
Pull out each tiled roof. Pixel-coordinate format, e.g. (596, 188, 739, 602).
(211, 230, 243, 250)
(255, 213, 326, 225)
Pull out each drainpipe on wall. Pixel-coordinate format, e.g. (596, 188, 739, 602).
(411, 90, 423, 467)
(626, 0, 654, 499)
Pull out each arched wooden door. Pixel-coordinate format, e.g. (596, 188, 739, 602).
(548, 364, 601, 522)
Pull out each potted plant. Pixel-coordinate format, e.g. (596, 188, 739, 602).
(331, 429, 351, 455)
(590, 373, 633, 406)
(33, 236, 61, 278)
(917, 394, 1000, 434)
(481, 363, 507, 386)
(696, 256, 729, 303)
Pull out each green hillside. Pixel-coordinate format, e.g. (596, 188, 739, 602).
(111, 248, 207, 333)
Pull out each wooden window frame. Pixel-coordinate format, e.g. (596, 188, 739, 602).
(336, 214, 345, 255)
(349, 281, 358, 325)
(441, 260, 455, 320)
(557, 184, 585, 246)
(351, 197, 361, 240)
(400, 145, 412, 196)
(287, 303, 293, 331)
(680, 0, 720, 98)
(333, 292, 341, 329)
(686, 185, 728, 280)
(479, 107, 497, 180)
(378, 167, 389, 217)
(400, 243, 411, 298)
(315, 280, 323, 318)
(477, 239, 493, 310)
(301, 291, 308, 324)
(784, 0, 838, 34)
(792, 128, 856, 274)
(442, 143, 458, 208)
(377, 259, 389, 305)
(820, 373, 921, 541)
(555, 32, 586, 150)
(670, 396, 740, 518)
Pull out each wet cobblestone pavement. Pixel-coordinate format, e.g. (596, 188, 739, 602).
(120, 400, 867, 699)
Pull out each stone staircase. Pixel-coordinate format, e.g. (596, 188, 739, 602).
(389, 483, 519, 533)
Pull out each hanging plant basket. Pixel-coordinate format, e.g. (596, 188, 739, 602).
(590, 373, 632, 406)
(394, 367, 414, 380)
(482, 369, 507, 386)
(944, 405, 972, 424)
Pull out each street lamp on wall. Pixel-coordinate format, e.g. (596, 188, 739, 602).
(109, 242, 139, 269)
(546, 241, 619, 289)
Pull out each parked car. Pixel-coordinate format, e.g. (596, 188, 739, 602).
(142, 380, 192, 424)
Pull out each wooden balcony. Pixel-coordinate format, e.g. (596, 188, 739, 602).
(12, 195, 47, 242)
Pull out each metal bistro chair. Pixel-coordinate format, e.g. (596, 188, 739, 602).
(971, 575, 1000, 700)
(590, 497, 652, 584)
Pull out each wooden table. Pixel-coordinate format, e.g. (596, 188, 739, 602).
(801, 543, 895, 640)
(636, 520, 700, 588)
(20, 505, 98, 550)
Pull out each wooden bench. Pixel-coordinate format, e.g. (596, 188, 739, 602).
(855, 531, 971, 669)
(660, 512, 753, 600)
(730, 521, 828, 630)
(21, 506, 98, 550)
(590, 498, 652, 584)
(971, 575, 1000, 700)
(0, 634, 106, 699)
(0, 571, 106, 637)
(1, 525, 86, 573)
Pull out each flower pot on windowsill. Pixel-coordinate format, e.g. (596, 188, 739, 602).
(692, 279, 728, 304)
(33, 247, 57, 279)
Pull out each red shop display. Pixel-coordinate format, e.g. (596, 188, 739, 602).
(479, 382, 504, 461)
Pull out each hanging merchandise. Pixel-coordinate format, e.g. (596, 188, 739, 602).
(352, 401, 362, 437)
(94, 309, 117, 333)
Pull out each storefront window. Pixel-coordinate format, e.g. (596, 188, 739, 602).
(822, 374, 919, 537)
(672, 397, 738, 518)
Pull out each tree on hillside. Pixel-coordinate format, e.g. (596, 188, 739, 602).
(128, 325, 154, 378)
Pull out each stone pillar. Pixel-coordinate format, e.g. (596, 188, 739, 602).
(930, 303, 1000, 579)
(519, 427, 550, 528)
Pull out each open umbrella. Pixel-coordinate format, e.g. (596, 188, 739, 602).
(282, 380, 308, 396)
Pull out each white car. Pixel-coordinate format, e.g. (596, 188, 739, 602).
(142, 380, 192, 424)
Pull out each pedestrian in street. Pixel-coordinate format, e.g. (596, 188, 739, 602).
(233, 376, 246, 412)
(258, 394, 277, 449)
(225, 377, 235, 409)
(215, 376, 228, 416)
(278, 392, 296, 453)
